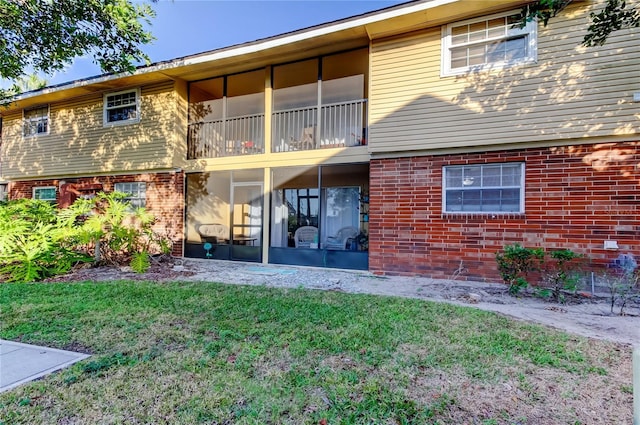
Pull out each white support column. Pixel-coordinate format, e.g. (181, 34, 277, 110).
(262, 167, 271, 264)
(316, 78, 322, 149)
(264, 66, 272, 155)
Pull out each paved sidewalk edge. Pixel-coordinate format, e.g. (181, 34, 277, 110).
(0, 339, 91, 393)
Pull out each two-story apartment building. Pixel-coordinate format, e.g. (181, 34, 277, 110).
(1, 0, 638, 281)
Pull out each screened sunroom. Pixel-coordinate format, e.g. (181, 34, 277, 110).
(184, 164, 369, 270)
(269, 163, 369, 270)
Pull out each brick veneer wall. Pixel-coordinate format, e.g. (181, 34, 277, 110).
(9, 171, 185, 256)
(369, 142, 640, 282)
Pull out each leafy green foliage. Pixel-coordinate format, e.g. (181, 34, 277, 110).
(584, 0, 640, 46)
(519, 0, 572, 26)
(540, 249, 585, 303)
(0, 199, 90, 282)
(78, 191, 166, 270)
(0, 0, 156, 103)
(130, 252, 150, 274)
(495, 244, 544, 294)
(520, 0, 639, 46)
(497, 245, 588, 300)
(0, 193, 169, 282)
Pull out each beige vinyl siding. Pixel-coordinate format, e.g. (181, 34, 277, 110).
(369, 1, 640, 154)
(0, 110, 23, 181)
(0, 81, 179, 179)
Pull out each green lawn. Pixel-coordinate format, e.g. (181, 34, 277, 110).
(0, 280, 631, 424)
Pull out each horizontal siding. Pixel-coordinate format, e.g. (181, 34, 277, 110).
(369, 0, 640, 154)
(1, 81, 177, 179)
(0, 111, 22, 180)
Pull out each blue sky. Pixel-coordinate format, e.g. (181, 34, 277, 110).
(45, 1, 405, 86)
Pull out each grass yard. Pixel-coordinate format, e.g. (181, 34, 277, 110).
(0, 280, 632, 424)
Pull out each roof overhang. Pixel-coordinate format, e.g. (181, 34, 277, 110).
(2, 0, 529, 113)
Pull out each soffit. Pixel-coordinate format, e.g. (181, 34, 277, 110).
(364, 0, 529, 39)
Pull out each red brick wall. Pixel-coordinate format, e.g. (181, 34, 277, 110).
(9, 171, 185, 256)
(369, 142, 640, 281)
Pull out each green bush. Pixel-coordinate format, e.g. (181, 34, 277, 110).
(0, 193, 170, 282)
(495, 244, 544, 294)
(539, 249, 585, 303)
(0, 199, 90, 282)
(74, 191, 164, 267)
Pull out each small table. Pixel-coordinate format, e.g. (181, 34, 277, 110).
(233, 236, 257, 246)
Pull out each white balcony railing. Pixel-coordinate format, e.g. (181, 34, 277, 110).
(188, 113, 265, 159)
(272, 99, 367, 152)
(187, 100, 367, 158)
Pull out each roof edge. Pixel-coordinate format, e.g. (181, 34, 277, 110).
(11, 0, 456, 102)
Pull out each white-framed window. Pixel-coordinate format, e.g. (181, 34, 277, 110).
(23, 106, 49, 137)
(441, 11, 537, 76)
(443, 163, 524, 213)
(104, 89, 140, 126)
(114, 182, 146, 208)
(0, 183, 7, 202)
(33, 186, 57, 203)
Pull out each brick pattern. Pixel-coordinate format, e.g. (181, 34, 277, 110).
(9, 172, 185, 256)
(369, 142, 640, 281)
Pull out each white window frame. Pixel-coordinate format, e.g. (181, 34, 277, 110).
(442, 162, 525, 214)
(33, 186, 57, 203)
(103, 88, 140, 127)
(441, 10, 537, 76)
(23, 105, 50, 138)
(114, 182, 146, 208)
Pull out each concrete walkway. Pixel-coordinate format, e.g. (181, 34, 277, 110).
(0, 339, 89, 393)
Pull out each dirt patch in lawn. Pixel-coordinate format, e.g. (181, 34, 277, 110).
(397, 340, 632, 424)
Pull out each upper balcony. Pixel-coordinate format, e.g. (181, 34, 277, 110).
(187, 49, 368, 160)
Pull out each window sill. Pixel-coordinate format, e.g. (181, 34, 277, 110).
(23, 133, 49, 139)
(441, 58, 537, 78)
(103, 118, 140, 128)
(442, 212, 525, 220)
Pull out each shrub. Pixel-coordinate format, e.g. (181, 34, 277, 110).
(495, 243, 544, 294)
(539, 249, 585, 303)
(0, 193, 170, 282)
(0, 199, 91, 282)
(70, 191, 168, 271)
(602, 255, 639, 315)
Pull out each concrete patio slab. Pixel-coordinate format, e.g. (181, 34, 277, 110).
(0, 339, 90, 393)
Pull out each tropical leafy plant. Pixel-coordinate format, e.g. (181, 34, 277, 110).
(0, 193, 169, 282)
(0, 199, 91, 282)
(130, 251, 151, 274)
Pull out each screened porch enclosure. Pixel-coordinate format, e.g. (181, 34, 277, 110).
(186, 48, 368, 159)
(269, 164, 369, 270)
(271, 50, 368, 153)
(184, 164, 369, 270)
(184, 170, 263, 262)
(187, 70, 265, 159)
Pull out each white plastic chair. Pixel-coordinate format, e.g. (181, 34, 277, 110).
(294, 226, 318, 248)
(324, 226, 359, 250)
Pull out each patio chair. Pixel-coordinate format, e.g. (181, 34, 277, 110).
(324, 226, 359, 250)
(294, 226, 318, 248)
(197, 223, 230, 244)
